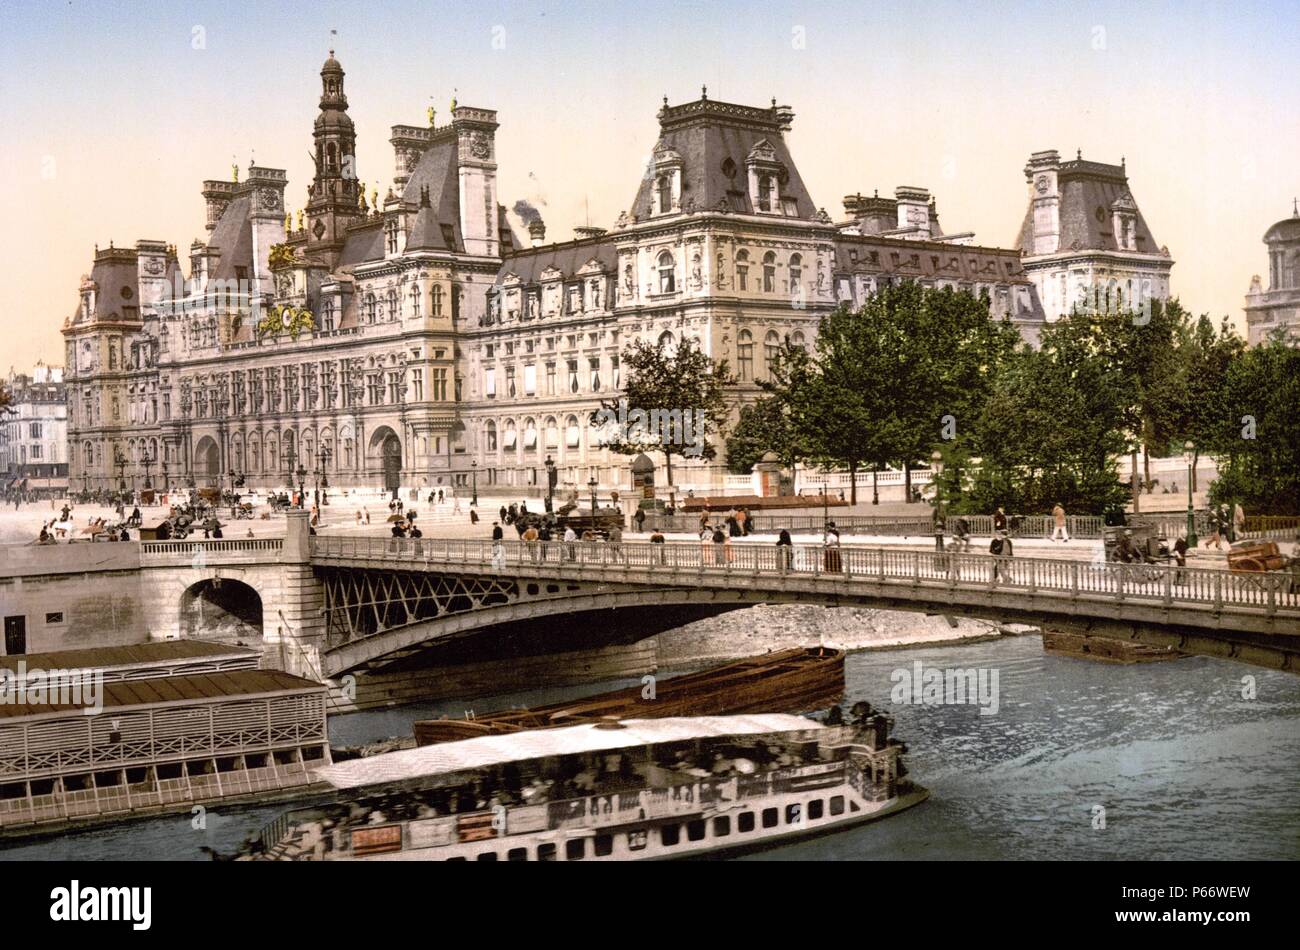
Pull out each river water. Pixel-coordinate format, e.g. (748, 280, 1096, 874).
(3, 635, 1297, 861)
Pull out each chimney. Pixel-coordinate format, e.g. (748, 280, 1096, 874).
(574, 226, 606, 240)
(895, 186, 932, 238)
(842, 193, 866, 217)
(528, 218, 546, 247)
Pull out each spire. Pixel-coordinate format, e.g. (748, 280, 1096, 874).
(1293, 197, 1298, 218)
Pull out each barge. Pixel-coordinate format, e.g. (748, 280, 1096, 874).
(246, 711, 926, 861)
(411, 647, 845, 745)
(0, 641, 330, 835)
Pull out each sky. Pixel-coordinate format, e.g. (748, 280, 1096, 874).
(2, 0, 1297, 371)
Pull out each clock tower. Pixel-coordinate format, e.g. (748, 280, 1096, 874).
(305, 50, 363, 268)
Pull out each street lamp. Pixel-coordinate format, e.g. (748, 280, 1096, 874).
(931, 449, 946, 552)
(314, 443, 332, 504)
(544, 455, 556, 513)
(113, 447, 128, 491)
(1183, 440, 1198, 547)
(296, 464, 307, 507)
(588, 475, 598, 515)
(140, 451, 154, 490)
(161, 459, 170, 492)
(471, 459, 478, 507)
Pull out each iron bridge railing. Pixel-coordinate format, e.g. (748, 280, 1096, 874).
(310, 537, 1300, 621)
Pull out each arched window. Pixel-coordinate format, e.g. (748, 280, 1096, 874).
(544, 416, 559, 449)
(386, 288, 398, 322)
(431, 284, 443, 317)
(410, 284, 421, 319)
(656, 175, 671, 214)
(364, 293, 376, 324)
(657, 251, 676, 294)
(788, 254, 803, 295)
(791, 330, 806, 351)
(84, 442, 94, 467)
(326, 143, 338, 172)
(566, 414, 581, 449)
(735, 250, 750, 291)
(657, 330, 675, 353)
(524, 418, 537, 451)
(485, 420, 498, 452)
(737, 330, 754, 381)
(762, 252, 777, 293)
(764, 330, 781, 376)
(503, 420, 517, 450)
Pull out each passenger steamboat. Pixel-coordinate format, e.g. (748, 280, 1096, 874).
(245, 711, 926, 861)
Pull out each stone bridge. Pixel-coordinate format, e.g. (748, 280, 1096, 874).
(307, 533, 1300, 677)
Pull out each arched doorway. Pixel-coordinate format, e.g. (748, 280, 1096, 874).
(369, 426, 402, 499)
(193, 436, 220, 487)
(180, 578, 263, 644)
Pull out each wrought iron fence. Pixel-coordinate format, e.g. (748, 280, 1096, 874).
(311, 536, 1300, 618)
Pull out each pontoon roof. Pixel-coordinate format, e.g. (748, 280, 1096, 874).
(312, 714, 821, 790)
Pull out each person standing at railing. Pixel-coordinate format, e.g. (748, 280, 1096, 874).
(491, 539, 506, 573)
(777, 529, 793, 573)
(564, 525, 578, 561)
(823, 527, 843, 573)
(989, 531, 1012, 582)
(1232, 503, 1245, 543)
(650, 528, 667, 564)
(1172, 530, 1188, 585)
(608, 524, 624, 563)
(1051, 503, 1069, 543)
(522, 523, 540, 562)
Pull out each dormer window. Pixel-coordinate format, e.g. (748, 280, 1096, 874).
(656, 176, 672, 214)
(758, 176, 772, 212)
(651, 144, 683, 215)
(385, 219, 399, 255)
(657, 251, 676, 294)
(746, 140, 782, 214)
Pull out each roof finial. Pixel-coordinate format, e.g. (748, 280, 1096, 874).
(1293, 197, 1298, 217)
(701, 84, 707, 100)
(662, 94, 668, 107)
(1077, 148, 1081, 160)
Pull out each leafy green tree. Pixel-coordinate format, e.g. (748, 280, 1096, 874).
(725, 397, 803, 474)
(594, 335, 733, 487)
(1208, 336, 1300, 514)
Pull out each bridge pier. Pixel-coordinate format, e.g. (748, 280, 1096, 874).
(267, 511, 328, 681)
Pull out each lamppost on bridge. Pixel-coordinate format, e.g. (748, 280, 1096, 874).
(544, 455, 556, 514)
(931, 449, 946, 553)
(295, 464, 307, 507)
(470, 459, 478, 507)
(1183, 440, 1198, 547)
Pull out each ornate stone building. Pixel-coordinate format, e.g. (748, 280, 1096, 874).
(1017, 150, 1173, 320)
(1, 364, 68, 496)
(1244, 202, 1300, 346)
(63, 58, 1043, 497)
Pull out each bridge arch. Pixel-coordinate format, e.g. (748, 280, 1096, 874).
(180, 577, 264, 644)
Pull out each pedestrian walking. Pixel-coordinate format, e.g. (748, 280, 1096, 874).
(737, 507, 750, 536)
(634, 507, 646, 533)
(989, 531, 1013, 582)
(993, 507, 1008, 535)
(1173, 529, 1188, 585)
(608, 524, 623, 562)
(1232, 503, 1245, 543)
(492, 521, 504, 542)
(469, 507, 479, 524)
(1203, 508, 1225, 551)
(491, 539, 506, 572)
(1051, 503, 1069, 542)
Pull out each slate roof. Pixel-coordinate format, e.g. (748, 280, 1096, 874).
(629, 97, 819, 220)
(1017, 158, 1161, 257)
(338, 221, 384, 268)
(206, 195, 254, 281)
(400, 136, 464, 252)
(496, 235, 618, 284)
(834, 234, 1029, 284)
(74, 249, 142, 325)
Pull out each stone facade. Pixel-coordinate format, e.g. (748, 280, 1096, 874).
(61, 58, 1044, 498)
(1244, 203, 1300, 346)
(1, 363, 68, 495)
(1017, 150, 1173, 322)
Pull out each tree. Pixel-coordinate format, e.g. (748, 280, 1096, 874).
(725, 397, 803, 474)
(1207, 335, 1300, 514)
(594, 336, 733, 487)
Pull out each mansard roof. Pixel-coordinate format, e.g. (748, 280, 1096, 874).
(405, 202, 454, 252)
(834, 233, 1030, 284)
(70, 248, 142, 326)
(1016, 157, 1161, 257)
(205, 195, 254, 281)
(629, 95, 818, 220)
(338, 220, 384, 268)
(400, 136, 464, 252)
(495, 235, 618, 285)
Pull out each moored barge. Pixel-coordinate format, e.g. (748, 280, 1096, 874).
(0, 641, 330, 835)
(246, 711, 926, 861)
(411, 647, 844, 745)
